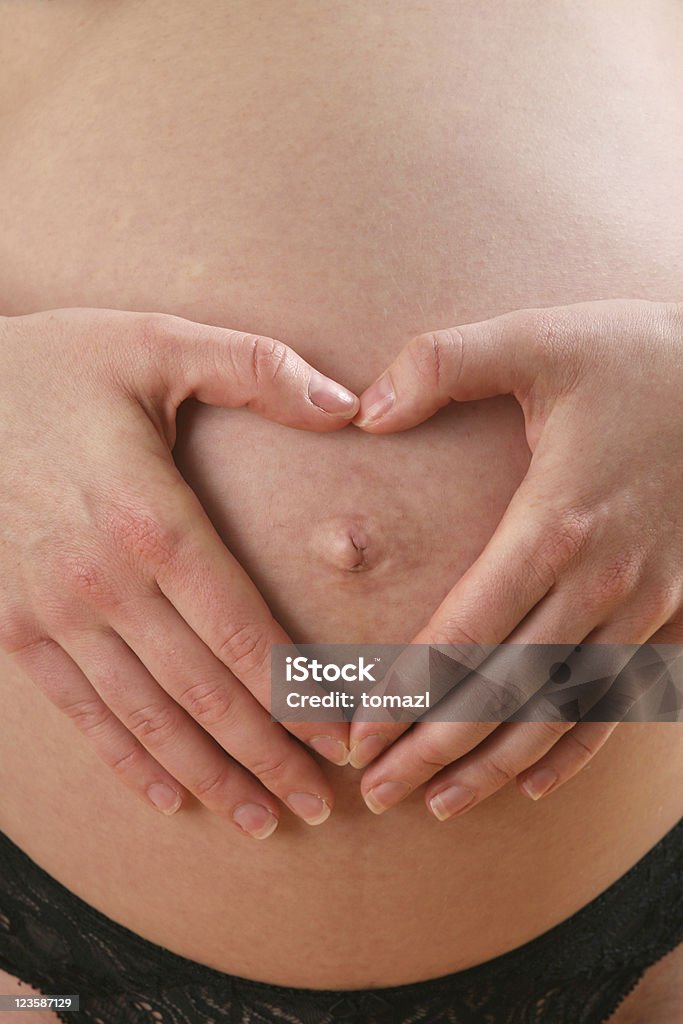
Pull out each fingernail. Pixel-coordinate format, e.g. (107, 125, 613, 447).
(520, 768, 559, 801)
(429, 785, 476, 821)
(364, 780, 411, 814)
(349, 733, 391, 769)
(287, 792, 331, 825)
(233, 802, 279, 839)
(147, 783, 182, 815)
(309, 735, 351, 766)
(355, 373, 395, 426)
(308, 371, 359, 416)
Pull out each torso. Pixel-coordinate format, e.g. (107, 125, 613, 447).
(0, 0, 681, 989)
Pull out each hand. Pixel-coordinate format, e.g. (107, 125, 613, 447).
(0, 307, 358, 838)
(348, 298, 683, 817)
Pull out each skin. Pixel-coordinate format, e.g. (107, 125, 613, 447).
(7, 302, 680, 836)
(0, 308, 358, 837)
(348, 299, 683, 816)
(0, 0, 681, 1003)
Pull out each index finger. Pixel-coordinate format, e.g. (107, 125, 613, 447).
(352, 307, 543, 432)
(348, 642, 489, 768)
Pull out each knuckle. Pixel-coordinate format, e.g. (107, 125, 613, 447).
(225, 331, 290, 391)
(59, 694, 111, 733)
(135, 312, 176, 354)
(530, 308, 572, 360)
(563, 725, 604, 761)
(415, 729, 455, 771)
(482, 676, 529, 719)
(411, 329, 463, 392)
(48, 549, 115, 609)
(642, 582, 680, 623)
(451, 669, 525, 721)
(247, 752, 289, 784)
(526, 307, 589, 393)
(0, 614, 42, 657)
(591, 555, 643, 605)
(533, 719, 574, 744)
(178, 679, 240, 729)
(520, 548, 555, 593)
(478, 750, 518, 787)
(551, 509, 594, 564)
(193, 768, 231, 800)
(216, 623, 270, 677)
(249, 335, 290, 388)
(125, 702, 180, 745)
(131, 313, 180, 385)
(430, 624, 487, 667)
(107, 744, 144, 777)
(105, 504, 177, 571)
(529, 509, 594, 587)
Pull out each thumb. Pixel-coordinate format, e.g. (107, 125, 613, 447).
(353, 306, 545, 432)
(127, 313, 360, 432)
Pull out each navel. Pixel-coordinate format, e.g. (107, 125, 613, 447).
(308, 516, 383, 572)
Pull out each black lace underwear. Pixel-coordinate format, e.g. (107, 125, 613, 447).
(1, 819, 681, 1024)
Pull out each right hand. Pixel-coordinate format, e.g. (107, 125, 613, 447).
(0, 307, 359, 838)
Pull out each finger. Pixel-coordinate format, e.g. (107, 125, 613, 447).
(419, 640, 575, 727)
(57, 625, 293, 837)
(420, 473, 595, 646)
(6, 633, 188, 817)
(349, 641, 498, 768)
(559, 604, 682, 722)
(516, 722, 617, 801)
(618, 614, 683, 720)
(513, 588, 682, 722)
(349, 722, 410, 770)
(103, 471, 351, 764)
(107, 591, 337, 824)
(513, 608, 681, 800)
(466, 582, 650, 723)
(359, 720, 495, 814)
(348, 646, 437, 768)
(425, 719, 575, 820)
(122, 312, 360, 428)
(352, 307, 545, 431)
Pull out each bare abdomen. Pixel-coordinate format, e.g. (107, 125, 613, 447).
(0, 0, 681, 988)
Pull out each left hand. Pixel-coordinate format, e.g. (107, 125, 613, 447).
(347, 298, 683, 818)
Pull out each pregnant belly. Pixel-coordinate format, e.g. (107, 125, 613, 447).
(0, 0, 682, 989)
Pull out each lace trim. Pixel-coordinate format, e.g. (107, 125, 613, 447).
(1, 819, 681, 1023)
